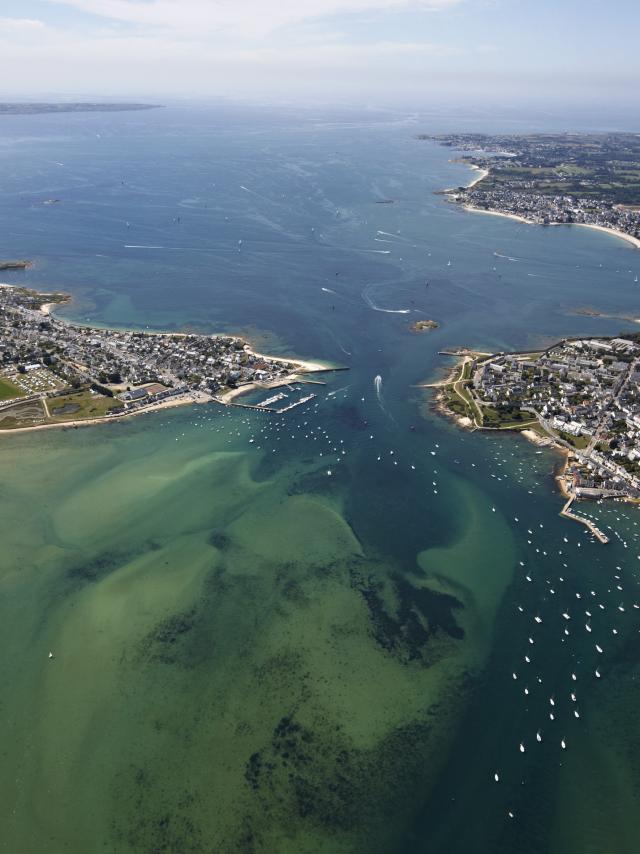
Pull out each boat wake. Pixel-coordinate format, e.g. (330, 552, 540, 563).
(494, 251, 522, 262)
(374, 374, 384, 406)
(374, 374, 396, 422)
(376, 230, 407, 241)
(362, 289, 410, 314)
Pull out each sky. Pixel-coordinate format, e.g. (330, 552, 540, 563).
(0, 0, 638, 106)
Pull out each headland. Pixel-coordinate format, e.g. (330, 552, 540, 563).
(432, 335, 640, 535)
(0, 283, 341, 432)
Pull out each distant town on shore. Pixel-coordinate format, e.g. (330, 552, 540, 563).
(423, 132, 640, 246)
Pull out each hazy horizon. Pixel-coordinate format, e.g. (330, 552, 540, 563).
(0, 0, 638, 111)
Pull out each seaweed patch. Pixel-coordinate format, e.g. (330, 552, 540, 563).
(349, 563, 464, 662)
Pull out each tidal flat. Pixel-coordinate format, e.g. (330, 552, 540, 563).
(0, 412, 515, 852)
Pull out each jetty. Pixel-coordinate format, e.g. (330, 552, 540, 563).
(560, 496, 609, 544)
(211, 397, 276, 413)
(276, 393, 316, 413)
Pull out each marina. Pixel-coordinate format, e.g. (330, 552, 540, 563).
(560, 495, 610, 543)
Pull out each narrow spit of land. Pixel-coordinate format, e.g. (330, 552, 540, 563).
(0, 283, 344, 433)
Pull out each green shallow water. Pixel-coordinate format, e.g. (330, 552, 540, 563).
(2, 104, 640, 852)
(0, 416, 516, 852)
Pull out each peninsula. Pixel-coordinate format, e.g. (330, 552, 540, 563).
(422, 132, 640, 247)
(0, 284, 333, 431)
(0, 103, 160, 116)
(433, 335, 640, 516)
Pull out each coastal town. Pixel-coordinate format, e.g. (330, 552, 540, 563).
(0, 283, 328, 430)
(423, 132, 640, 245)
(438, 335, 640, 525)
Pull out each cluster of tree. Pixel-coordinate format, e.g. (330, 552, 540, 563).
(97, 370, 122, 384)
(90, 382, 114, 397)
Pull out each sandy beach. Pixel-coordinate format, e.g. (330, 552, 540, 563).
(0, 390, 212, 435)
(442, 164, 489, 195)
(462, 205, 532, 225)
(520, 428, 553, 447)
(460, 204, 640, 248)
(249, 350, 331, 374)
(549, 221, 640, 249)
(466, 165, 489, 189)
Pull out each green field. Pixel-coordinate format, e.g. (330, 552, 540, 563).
(558, 430, 590, 450)
(47, 390, 120, 421)
(0, 377, 25, 401)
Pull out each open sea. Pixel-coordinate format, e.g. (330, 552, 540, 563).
(1, 103, 640, 853)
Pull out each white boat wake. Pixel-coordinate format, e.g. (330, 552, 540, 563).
(376, 230, 407, 241)
(362, 290, 410, 314)
(494, 251, 522, 262)
(374, 374, 395, 422)
(374, 374, 383, 399)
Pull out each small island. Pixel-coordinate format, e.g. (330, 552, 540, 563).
(410, 319, 439, 333)
(432, 335, 640, 539)
(421, 132, 640, 248)
(0, 260, 31, 270)
(0, 284, 337, 432)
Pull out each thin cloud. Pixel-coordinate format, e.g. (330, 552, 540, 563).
(0, 17, 46, 32)
(44, 0, 464, 38)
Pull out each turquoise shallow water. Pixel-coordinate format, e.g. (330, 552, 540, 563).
(1, 105, 640, 852)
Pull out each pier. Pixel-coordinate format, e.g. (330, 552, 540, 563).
(276, 393, 316, 413)
(560, 495, 609, 544)
(211, 397, 276, 412)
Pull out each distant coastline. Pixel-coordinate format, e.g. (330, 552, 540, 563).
(0, 103, 161, 116)
(460, 201, 640, 249)
(426, 132, 640, 250)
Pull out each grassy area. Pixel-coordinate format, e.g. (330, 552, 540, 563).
(0, 399, 46, 429)
(526, 422, 552, 438)
(442, 389, 470, 418)
(47, 390, 120, 422)
(558, 430, 590, 450)
(482, 405, 532, 428)
(0, 377, 25, 401)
